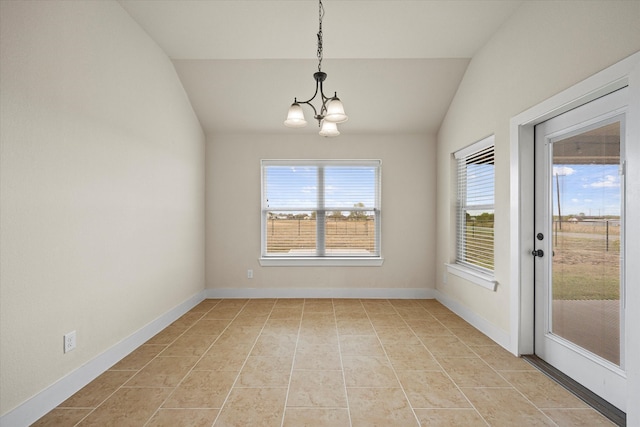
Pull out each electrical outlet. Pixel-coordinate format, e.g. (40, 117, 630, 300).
(247, 269, 253, 279)
(64, 331, 76, 353)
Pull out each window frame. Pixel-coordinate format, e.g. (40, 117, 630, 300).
(259, 159, 383, 267)
(446, 136, 498, 290)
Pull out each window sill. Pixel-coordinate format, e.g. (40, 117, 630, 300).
(260, 257, 384, 267)
(445, 263, 497, 291)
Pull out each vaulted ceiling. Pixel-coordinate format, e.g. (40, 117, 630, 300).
(118, 0, 523, 136)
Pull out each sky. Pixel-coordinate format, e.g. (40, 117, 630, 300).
(553, 164, 621, 217)
(264, 166, 377, 212)
(264, 163, 620, 218)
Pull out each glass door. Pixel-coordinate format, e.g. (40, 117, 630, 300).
(534, 88, 627, 411)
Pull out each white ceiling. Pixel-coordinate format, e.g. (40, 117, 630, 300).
(118, 0, 523, 136)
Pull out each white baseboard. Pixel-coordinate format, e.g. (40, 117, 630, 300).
(0, 291, 206, 427)
(434, 290, 511, 352)
(206, 287, 435, 299)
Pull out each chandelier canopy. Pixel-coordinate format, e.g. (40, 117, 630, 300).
(284, 0, 348, 137)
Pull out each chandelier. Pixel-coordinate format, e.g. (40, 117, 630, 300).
(284, 0, 348, 137)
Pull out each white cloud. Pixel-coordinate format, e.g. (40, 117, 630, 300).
(571, 198, 579, 203)
(588, 175, 619, 188)
(553, 166, 576, 176)
(301, 186, 316, 193)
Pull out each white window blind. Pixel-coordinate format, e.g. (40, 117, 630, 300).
(261, 160, 381, 258)
(455, 137, 495, 272)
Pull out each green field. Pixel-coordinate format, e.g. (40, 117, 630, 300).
(552, 229, 620, 300)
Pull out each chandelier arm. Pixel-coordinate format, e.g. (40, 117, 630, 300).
(297, 79, 321, 107)
(298, 99, 319, 120)
(297, 88, 337, 122)
(318, 80, 332, 117)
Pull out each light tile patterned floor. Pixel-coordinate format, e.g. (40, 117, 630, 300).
(32, 299, 614, 426)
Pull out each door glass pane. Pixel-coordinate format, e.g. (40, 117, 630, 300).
(551, 120, 622, 366)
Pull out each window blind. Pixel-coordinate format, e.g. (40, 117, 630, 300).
(262, 160, 381, 258)
(455, 140, 495, 272)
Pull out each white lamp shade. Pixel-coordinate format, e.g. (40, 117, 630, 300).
(324, 97, 348, 123)
(284, 103, 307, 128)
(319, 120, 340, 137)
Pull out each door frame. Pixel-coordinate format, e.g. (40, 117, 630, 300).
(509, 51, 640, 420)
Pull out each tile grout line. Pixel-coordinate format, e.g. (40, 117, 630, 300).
(334, 299, 354, 427)
(209, 299, 278, 427)
(411, 302, 491, 427)
(359, 299, 421, 427)
(71, 299, 221, 427)
(279, 298, 305, 427)
(386, 300, 430, 427)
(142, 298, 240, 427)
(462, 345, 566, 425)
(492, 368, 562, 427)
(424, 303, 495, 426)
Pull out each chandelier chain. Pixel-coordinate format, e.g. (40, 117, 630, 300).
(284, 0, 347, 136)
(317, 0, 324, 72)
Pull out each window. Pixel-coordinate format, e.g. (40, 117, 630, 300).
(454, 136, 495, 274)
(260, 160, 382, 266)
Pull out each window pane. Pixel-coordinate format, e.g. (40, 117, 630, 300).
(462, 209, 494, 270)
(324, 166, 376, 210)
(265, 211, 316, 255)
(325, 210, 377, 255)
(264, 166, 317, 210)
(465, 163, 495, 206)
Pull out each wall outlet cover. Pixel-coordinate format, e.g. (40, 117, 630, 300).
(64, 331, 76, 353)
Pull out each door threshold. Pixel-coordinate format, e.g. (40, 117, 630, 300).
(522, 354, 625, 426)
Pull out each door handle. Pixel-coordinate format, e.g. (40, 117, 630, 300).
(531, 249, 544, 257)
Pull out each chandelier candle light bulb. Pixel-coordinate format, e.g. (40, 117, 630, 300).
(283, 0, 348, 137)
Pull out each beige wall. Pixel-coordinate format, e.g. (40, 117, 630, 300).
(0, 1, 205, 415)
(206, 133, 436, 294)
(436, 1, 640, 333)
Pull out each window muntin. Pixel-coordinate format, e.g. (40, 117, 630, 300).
(262, 160, 381, 258)
(455, 137, 495, 273)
